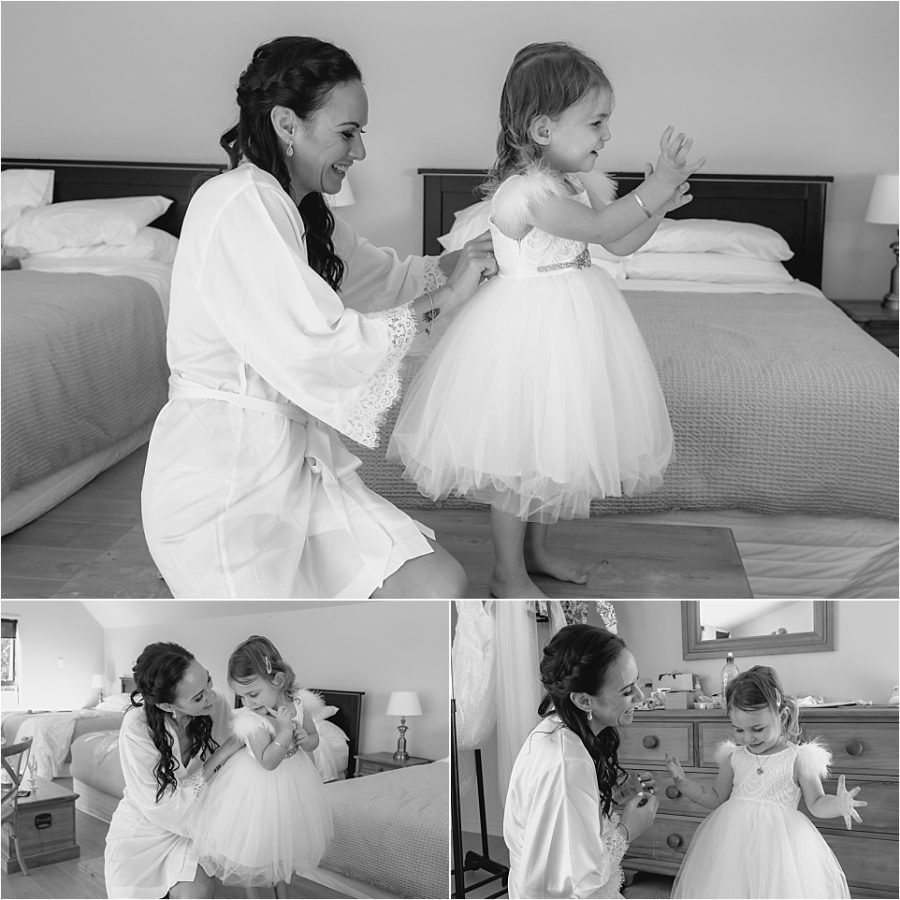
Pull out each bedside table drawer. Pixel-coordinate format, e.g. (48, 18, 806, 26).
(620, 723, 693, 766)
(355, 759, 389, 777)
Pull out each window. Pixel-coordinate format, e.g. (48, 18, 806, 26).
(1, 618, 18, 686)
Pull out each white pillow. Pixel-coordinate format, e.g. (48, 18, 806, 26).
(26, 226, 178, 263)
(95, 693, 133, 712)
(438, 199, 491, 251)
(317, 719, 349, 744)
(314, 704, 340, 721)
(4, 195, 173, 254)
(625, 252, 794, 284)
(643, 218, 793, 261)
(1, 168, 55, 232)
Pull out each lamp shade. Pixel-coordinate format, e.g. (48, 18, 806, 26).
(865, 174, 899, 225)
(386, 691, 422, 717)
(91, 674, 104, 689)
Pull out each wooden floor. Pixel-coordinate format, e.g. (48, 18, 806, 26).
(2, 445, 752, 599)
(0, 782, 349, 900)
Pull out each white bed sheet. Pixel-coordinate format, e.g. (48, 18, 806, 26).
(617, 277, 825, 296)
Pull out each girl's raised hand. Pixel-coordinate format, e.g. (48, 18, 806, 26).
(654, 125, 706, 189)
(665, 753, 685, 782)
(643, 162, 693, 214)
(836, 774, 867, 830)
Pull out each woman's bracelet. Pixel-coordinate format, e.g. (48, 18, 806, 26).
(632, 191, 653, 219)
(423, 291, 440, 335)
(618, 822, 631, 843)
(272, 737, 290, 751)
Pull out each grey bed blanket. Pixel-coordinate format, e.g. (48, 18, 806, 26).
(1, 271, 168, 500)
(354, 289, 898, 520)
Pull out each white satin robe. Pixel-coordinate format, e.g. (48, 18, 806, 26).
(141, 163, 444, 598)
(504, 717, 628, 899)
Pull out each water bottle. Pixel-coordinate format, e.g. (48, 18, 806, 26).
(721, 652, 739, 699)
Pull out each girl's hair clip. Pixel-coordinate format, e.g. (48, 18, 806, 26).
(265, 655, 273, 675)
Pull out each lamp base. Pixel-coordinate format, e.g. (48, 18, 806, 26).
(882, 241, 898, 310)
(393, 717, 409, 760)
(393, 749, 410, 761)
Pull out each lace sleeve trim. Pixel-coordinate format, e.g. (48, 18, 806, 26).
(422, 255, 448, 293)
(186, 767, 207, 799)
(602, 812, 628, 895)
(343, 302, 418, 449)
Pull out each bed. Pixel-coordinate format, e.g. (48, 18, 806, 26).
(69, 688, 364, 822)
(0, 158, 223, 535)
(353, 169, 898, 599)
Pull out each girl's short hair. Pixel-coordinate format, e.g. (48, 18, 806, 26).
(486, 41, 613, 190)
(726, 665, 801, 743)
(228, 635, 297, 696)
(538, 624, 629, 817)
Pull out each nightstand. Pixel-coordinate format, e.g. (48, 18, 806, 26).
(354, 751, 432, 777)
(832, 299, 899, 354)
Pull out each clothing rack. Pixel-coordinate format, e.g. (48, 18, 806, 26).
(450, 698, 509, 899)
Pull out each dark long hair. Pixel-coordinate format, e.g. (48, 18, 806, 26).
(219, 36, 362, 291)
(484, 42, 613, 194)
(726, 665, 801, 743)
(228, 634, 297, 697)
(538, 624, 629, 818)
(130, 643, 218, 802)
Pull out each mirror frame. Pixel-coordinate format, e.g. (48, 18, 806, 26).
(681, 601, 834, 659)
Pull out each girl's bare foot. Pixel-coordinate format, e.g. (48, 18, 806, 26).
(489, 570, 547, 598)
(524, 546, 589, 584)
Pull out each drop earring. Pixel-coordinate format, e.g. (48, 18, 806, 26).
(286, 139, 294, 158)
(587, 709, 593, 721)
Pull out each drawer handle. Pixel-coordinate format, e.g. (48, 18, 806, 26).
(845, 739, 864, 756)
(665, 786, 682, 799)
(642, 735, 659, 749)
(666, 833, 684, 849)
(34, 812, 53, 830)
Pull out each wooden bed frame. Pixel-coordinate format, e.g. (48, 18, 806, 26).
(235, 687, 364, 781)
(1, 157, 226, 237)
(419, 169, 833, 288)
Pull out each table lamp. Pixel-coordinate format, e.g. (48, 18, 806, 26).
(865, 173, 899, 310)
(91, 673, 105, 703)
(386, 691, 422, 760)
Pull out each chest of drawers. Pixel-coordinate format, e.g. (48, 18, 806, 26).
(619, 707, 899, 898)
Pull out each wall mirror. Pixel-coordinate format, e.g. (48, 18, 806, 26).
(681, 601, 834, 659)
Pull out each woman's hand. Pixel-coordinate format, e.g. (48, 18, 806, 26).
(441, 231, 497, 311)
(619, 790, 659, 842)
(652, 126, 706, 192)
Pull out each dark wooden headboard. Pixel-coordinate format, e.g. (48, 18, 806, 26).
(1, 158, 226, 237)
(420, 169, 833, 288)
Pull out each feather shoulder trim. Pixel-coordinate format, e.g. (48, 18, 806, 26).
(490, 163, 569, 234)
(568, 172, 618, 206)
(714, 739, 739, 766)
(796, 738, 832, 781)
(231, 707, 273, 743)
(293, 688, 325, 720)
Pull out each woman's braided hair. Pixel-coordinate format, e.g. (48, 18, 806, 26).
(538, 623, 629, 818)
(220, 36, 362, 291)
(130, 642, 217, 802)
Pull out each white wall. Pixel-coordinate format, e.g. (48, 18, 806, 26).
(1, 601, 105, 710)
(462, 599, 899, 836)
(103, 599, 450, 760)
(2, 1, 897, 299)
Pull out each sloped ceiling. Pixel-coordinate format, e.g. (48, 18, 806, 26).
(80, 600, 365, 629)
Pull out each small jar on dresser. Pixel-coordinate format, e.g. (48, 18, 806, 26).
(618, 706, 899, 898)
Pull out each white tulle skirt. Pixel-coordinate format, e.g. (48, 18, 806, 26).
(389, 266, 673, 523)
(193, 747, 333, 887)
(671, 797, 850, 898)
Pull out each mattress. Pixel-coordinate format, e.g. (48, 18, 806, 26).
(1, 269, 169, 533)
(356, 287, 898, 521)
(318, 761, 449, 899)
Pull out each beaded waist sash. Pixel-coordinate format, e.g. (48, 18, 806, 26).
(500, 247, 593, 279)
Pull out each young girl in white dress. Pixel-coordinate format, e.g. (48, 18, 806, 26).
(666, 665, 865, 898)
(389, 41, 705, 598)
(191, 636, 333, 896)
